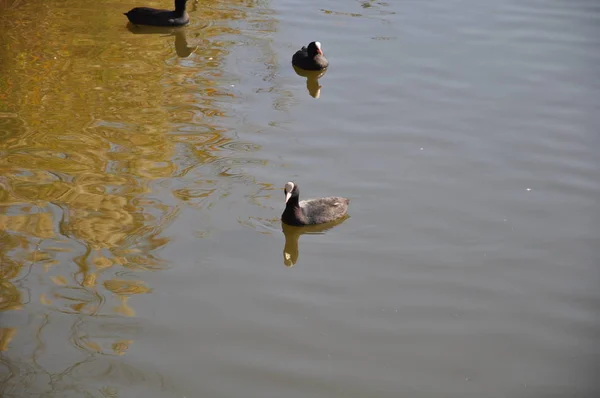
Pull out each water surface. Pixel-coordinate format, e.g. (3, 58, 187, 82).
(1, 0, 599, 397)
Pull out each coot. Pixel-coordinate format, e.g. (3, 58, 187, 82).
(292, 41, 329, 71)
(281, 181, 349, 226)
(124, 0, 189, 27)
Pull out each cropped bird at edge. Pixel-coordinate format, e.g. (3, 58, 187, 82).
(292, 41, 329, 71)
(124, 0, 190, 27)
(281, 182, 349, 226)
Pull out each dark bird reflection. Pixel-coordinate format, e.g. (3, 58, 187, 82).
(293, 65, 328, 99)
(281, 216, 348, 267)
(126, 24, 197, 58)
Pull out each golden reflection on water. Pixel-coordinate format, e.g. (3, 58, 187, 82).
(281, 217, 349, 267)
(293, 65, 327, 99)
(0, 328, 17, 352)
(0, 0, 275, 395)
(127, 25, 199, 58)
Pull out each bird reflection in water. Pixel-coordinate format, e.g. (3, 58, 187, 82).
(281, 216, 348, 267)
(293, 65, 328, 99)
(126, 24, 198, 58)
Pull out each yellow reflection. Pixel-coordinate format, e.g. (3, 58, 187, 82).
(112, 339, 134, 355)
(82, 339, 102, 354)
(0, 279, 22, 312)
(281, 217, 349, 267)
(126, 25, 198, 58)
(92, 256, 113, 270)
(51, 276, 69, 286)
(82, 273, 96, 288)
(0, 328, 17, 351)
(103, 279, 151, 296)
(0, 213, 55, 239)
(0, 281, 22, 311)
(103, 279, 151, 316)
(0, 0, 277, 393)
(114, 296, 136, 317)
(293, 65, 328, 99)
(40, 293, 53, 305)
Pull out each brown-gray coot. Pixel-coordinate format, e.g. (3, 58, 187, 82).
(292, 42, 329, 71)
(281, 182, 349, 226)
(124, 0, 189, 27)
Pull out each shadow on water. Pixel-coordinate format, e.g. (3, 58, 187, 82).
(281, 216, 349, 267)
(126, 24, 198, 58)
(293, 65, 327, 99)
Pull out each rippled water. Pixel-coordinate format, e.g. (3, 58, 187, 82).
(1, 0, 599, 397)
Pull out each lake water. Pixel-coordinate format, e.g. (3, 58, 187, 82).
(1, 0, 599, 397)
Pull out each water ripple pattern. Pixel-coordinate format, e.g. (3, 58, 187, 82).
(1, 0, 599, 397)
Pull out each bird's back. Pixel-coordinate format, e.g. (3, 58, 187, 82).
(300, 197, 349, 224)
(292, 47, 308, 64)
(124, 7, 188, 26)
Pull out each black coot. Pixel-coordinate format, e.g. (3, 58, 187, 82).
(292, 41, 329, 71)
(124, 0, 189, 27)
(281, 181, 349, 226)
